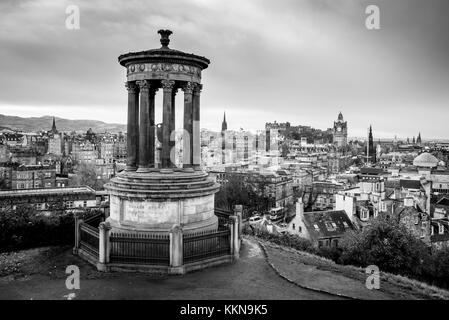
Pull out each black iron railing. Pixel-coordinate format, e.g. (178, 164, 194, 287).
(109, 232, 170, 266)
(183, 229, 231, 264)
(79, 222, 99, 259)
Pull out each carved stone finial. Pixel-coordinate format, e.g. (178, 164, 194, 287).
(158, 29, 173, 48)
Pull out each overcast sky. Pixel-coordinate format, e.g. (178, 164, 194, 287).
(0, 0, 448, 139)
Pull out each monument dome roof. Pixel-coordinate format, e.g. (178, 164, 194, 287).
(118, 29, 210, 70)
(413, 152, 439, 168)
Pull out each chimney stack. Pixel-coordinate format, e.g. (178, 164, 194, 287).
(296, 198, 304, 218)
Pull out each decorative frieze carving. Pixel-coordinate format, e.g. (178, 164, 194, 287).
(127, 63, 201, 78)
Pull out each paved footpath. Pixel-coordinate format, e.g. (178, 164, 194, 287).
(0, 239, 341, 300)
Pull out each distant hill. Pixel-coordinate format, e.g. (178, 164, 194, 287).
(0, 114, 127, 133)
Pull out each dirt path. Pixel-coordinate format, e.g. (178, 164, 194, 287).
(0, 240, 340, 300)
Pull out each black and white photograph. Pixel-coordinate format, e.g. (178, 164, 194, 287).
(0, 0, 449, 312)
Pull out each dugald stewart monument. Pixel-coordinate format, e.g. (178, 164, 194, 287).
(74, 30, 241, 274)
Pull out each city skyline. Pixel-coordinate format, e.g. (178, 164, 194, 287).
(0, 0, 448, 138)
(0, 111, 438, 142)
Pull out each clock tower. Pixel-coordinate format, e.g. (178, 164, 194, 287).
(333, 112, 347, 148)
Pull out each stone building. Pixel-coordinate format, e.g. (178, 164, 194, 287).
(212, 167, 294, 210)
(0, 162, 14, 189)
(99, 141, 114, 164)
(11, 163, 56, 189)
(0, 186, 100, 214)
(430, 197, 449, 249)
(308, 181, 346, 211)
(0, 162, 56, 189)
(113, 134, 127, 162)
(1, 132, 25, 147)
(10, 147, 37, 165)
(0, 144, 9, 162)
(48, 133, 64, 156)
(71, 140, 98, 163)
(287, 199, 354, 248)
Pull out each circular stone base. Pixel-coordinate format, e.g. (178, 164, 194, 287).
(106, 214, 218, 235)
(104, 169, 220, 234)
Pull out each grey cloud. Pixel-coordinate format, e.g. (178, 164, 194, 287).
(0, 0, 447, 138)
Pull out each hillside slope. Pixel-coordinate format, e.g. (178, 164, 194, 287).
(0, 114, 126, 133)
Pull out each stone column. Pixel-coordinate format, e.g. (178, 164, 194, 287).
(149, 87, 157, 168)
(125, 82, 139, 171)
(137, 80, 151, 172)
(170, 88, 177, 154)
(192, 84, 202, 169)
(161, 80, 175, 168)
(182, 82, 194, 168)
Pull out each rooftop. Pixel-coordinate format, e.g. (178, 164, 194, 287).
(413, 152, 439, 168)
(360, 167, 386, 176)
(0, 186, 96, 198)
(399, 179, 422, 190)
(302, 210, 353, 239)
(118, 30, 210, 70)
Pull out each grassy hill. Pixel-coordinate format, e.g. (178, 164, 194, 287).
(0, 114, 126, 133)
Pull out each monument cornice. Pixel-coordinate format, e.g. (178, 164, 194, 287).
(118, 50, 210, 70)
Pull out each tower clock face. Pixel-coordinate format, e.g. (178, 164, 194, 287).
(337, 126, 342, 132)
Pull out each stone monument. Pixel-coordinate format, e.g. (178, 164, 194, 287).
(105, 30, 220, 236)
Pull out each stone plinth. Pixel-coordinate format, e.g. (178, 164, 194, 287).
(105, 169, 220, 235)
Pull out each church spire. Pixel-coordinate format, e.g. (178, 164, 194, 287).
(221, 111, 227, 132)
(368, 125, 376, 163)
(51, 116, 57, 133)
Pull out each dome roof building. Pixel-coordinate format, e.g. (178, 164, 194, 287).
(413, 152, 439, 168)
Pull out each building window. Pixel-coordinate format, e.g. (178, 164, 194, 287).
(332, 239, 339, 247)
(325, 221, 334, 231)
(361, 210, 369, 220)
